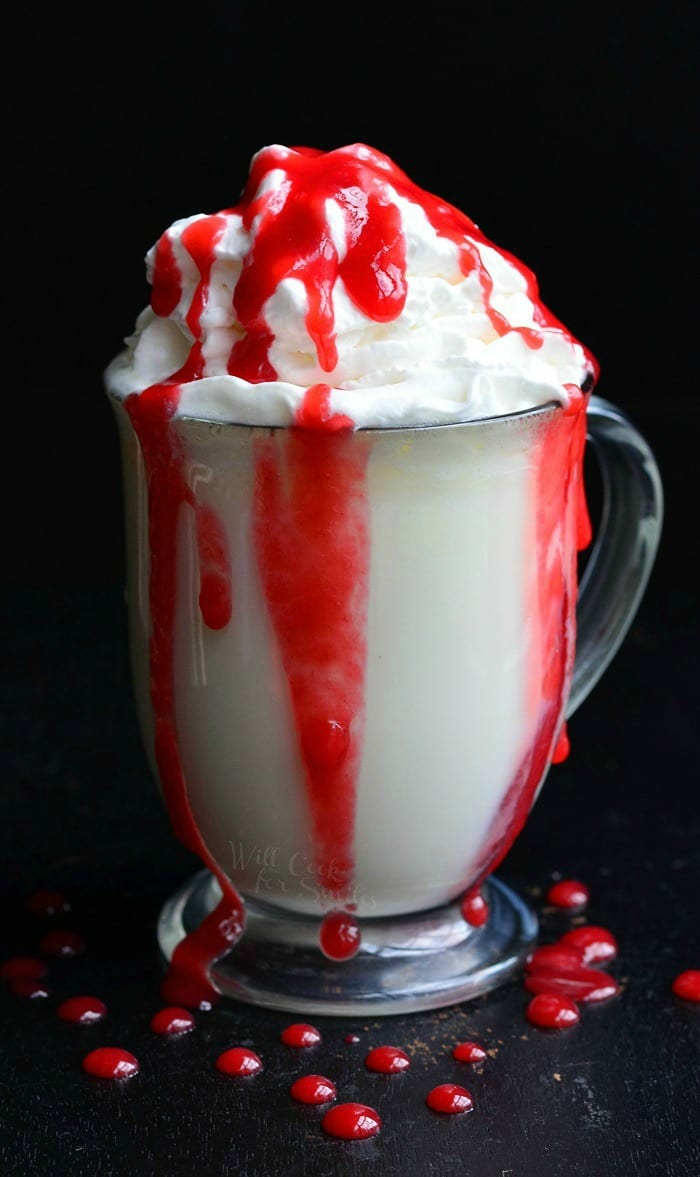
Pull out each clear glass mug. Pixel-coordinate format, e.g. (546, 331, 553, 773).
(110, 392, 662, 1014)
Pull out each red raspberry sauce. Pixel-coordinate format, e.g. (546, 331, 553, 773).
(321, 1103, 381, 1140)
(426, 1084, 474, 1113)
(290, 1075, 337, 1104)
(82, 1047, 139, 1080)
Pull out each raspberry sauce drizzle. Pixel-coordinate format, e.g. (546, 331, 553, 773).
(253, 428, 370, 906)
(125, 386, 242, 1010)
(458, 401, 591, 920)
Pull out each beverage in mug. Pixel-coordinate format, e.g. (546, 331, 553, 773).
(106, 144, 662, 1014)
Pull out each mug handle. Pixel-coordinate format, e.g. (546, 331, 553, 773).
(567, 395, 664, 717)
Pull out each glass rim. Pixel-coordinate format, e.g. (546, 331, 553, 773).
(106, 390, 580, 436)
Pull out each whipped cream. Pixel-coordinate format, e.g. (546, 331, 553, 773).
(105, 143, 598, 428)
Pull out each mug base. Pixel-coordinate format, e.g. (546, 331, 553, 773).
(157, 869, 538, 1016)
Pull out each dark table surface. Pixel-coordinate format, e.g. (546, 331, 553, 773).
(2, 400, 699, 1177)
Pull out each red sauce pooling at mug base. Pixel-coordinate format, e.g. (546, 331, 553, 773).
(39, 929, 86, 957)
(319, 911, 362, 960)
(671, 970, 700, 1002)
(280, 1023, 322, 1047)
(216, 1047, 263, 1076)
(321, 1102, 381, 1140)
(546, 879, 590, 909)
(58, 996, 107, 1023)
(82, 1047, 139, 1080)
(290, 1074, 337, 1104)
(364, 1045, 411, 1073)
(150, 1006, 196, 1035)
(426, 1084, 474, 1114)
(0, 956, 48, 981)
(452, 1041, 487, 1064)
(526, 993, 580, 1029)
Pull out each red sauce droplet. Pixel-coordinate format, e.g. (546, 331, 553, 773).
(290, 1074, 338, 1104)
(461, 888, 489, 927)
(280, 1022, 322, 1047)
(546, 879, 590, 909)
(150, 1006, 196, 1035)
(344, 1033, 360, 1044)
(524, 964, 619, 1003)
(559, 925, 618, 964)
(195, 501, 233, 631)
(321, 1102, 381, 1140)
(319, 910, 361, 960)
(294, 384, 354, 431)
(216, 1047, 263, 1076)
(25, 890, 71, 917)
(10, 978, 51, 999)
(301, 718, 350, 769)
(452, 1041, 487, 1064)
(525, 944, 585, 972)
(82, 1047, 139, 1080)
(426, 1083, 474, 1114)
(672, 970, 700, 1002)
(39, 929, 86, 957)
(364, 1045, 410, 1073)
(551, 726, 570, 763)
(58, 996, 107, 1023)
(526, 993, 580, 1028)
(0, 956, 48, 981)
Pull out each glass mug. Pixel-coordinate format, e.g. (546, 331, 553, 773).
(109, 392, 662, 1014)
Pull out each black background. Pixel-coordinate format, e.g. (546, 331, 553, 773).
(2, 4, 699, 1176)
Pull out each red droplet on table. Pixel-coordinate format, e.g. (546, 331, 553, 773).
(10, 977, 51, 999)
(150, 1006, 196, 1035)
(671, 970, 700, 1002)
(364, 1045, 411, 1073)
(321, 1103, 381, 1140)
(526, 993, 580, 1028)
(39, 930, 86, 957)
(426, 1083, 474, 1113)
(290, 1074, 337, 1104)
(280, 1022, 322, 1047)
(82, 1047, 139, 1080)
(215, 1047, 263, 1076)
(452, 1041, 487, 1064)
(58, 996, 107, 1023)
(559, 925, 618, 964)
(0, 956, 48, 981)
(25, 890, 71, 917)
(524, 963, 619, 1003)
(546, 879, 590, 909)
